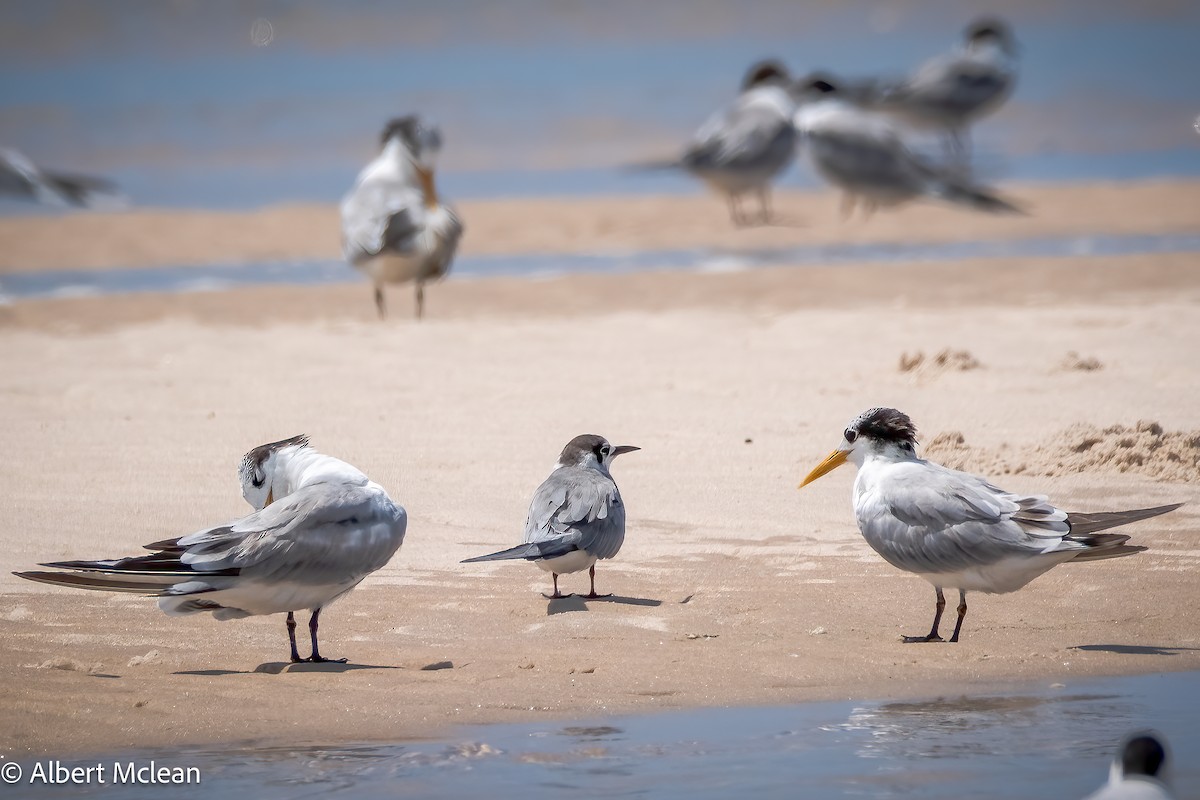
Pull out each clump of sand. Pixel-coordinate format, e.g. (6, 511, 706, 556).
(922, 421, 1200, 482)
(28, 657, 105, 674)
(1059, 351, 1103, 371)
(899, 349, 981, 375)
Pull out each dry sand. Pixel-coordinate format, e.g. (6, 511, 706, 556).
(0, 185, 1198, 757)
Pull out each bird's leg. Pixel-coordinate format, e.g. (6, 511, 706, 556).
(415, 283, 425, 321)
(287, 611, 303, 663)
(728, 194, 746, 227)
(583, 565, 612, 599)
(542, 573, 569, 600)
(903, 587, 946, 643)
(305, 608, 347, 664)
(839, 193, 856, 221)
(758, 186, 772, 225)
(374, 286, 387, 320)
(949, 590, 968, 643)
(945, 129, 970, 174)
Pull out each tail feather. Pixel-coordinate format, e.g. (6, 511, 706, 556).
(1067, 503, 1184, 536)
(619, 158, 683, 173)
(932, 180, 1024, 214)
(1071, 545, 1149, 563)
(14, 570, 175, 594)
(461, 542, 543, 563)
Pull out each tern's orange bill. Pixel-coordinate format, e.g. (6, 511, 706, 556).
(798, 448, 849, 489)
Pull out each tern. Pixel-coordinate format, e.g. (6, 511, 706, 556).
(15, 435, 407, 663)
(799, 408, 1182, 643)
(631, 60, 798, 226)
(462, 435, 638, 599)
(1085, 731, 1175, 800)
(0, 147, 125, 208)
(864, 18, 1017, 167)
(793, 76, 1021, 218)
(341, 116, 464, 320)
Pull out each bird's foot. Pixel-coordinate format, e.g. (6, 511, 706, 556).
(543, 592, 574, 600)
(902, 634, 944, 643)
(583, 592, 613, 599)
(293, 654, 348, 664)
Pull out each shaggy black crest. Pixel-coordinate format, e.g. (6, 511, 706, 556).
(803, 77, 838, 95)
(240, 434, 310, 488)
(379, 115, 422, 148)
(849, 408, 918, 446)
(742, 59, 790, 90)
(965, 17, 1012, 45)
(1122, 733, 1167, 778)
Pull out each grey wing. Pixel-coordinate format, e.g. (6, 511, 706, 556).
(890, 57, 1010, 116)
(807, 125, 929, 192)
(523, 469, 626, 560)
(859, 464, 1067, 574)
(683, 102, 794, 173)
(172, 483, 407, 584)
(340, 177, 423, 264)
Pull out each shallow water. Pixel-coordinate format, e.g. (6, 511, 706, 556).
(19, 671, 1199, 799)
(3, 231, 1199, 303)
(1, 1, 1199, 211)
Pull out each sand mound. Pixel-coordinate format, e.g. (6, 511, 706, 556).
(28, 657, 105, 674)
(1059, 351, 1103, 371)
(922, 421, 1200, 482)
(899, 349, 981, 375)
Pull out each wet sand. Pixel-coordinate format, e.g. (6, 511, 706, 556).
(1, 186, 1199, 757)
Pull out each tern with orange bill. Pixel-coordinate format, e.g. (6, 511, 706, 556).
(341, 115, 464, 319)
(798, 407, 1182, 643)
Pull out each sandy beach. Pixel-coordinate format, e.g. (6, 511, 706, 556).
(1, 183, 1198, 757)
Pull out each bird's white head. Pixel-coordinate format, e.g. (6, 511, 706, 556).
(963, 17, 1017, 57)
(380, 115, 444, 207)
(238, 434, 311, 510)
(798, 407, 919, 488)
(557, 434, 640, 473)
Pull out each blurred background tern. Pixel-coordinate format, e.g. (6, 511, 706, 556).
(793, 76, 1021, 218)
(628, 60, 799, 226)
(860, 17, 1018, 171)
(0, 146, 126, 208)
(341, 116, 464, 320)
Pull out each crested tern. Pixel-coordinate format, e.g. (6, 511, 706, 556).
(799, 408, 1182, 643)
(341, 116, 464, 320)
(1085, 731, 1175, 800)
(793, 76, 1021, 218)
(462, 434, 638, 599)
(634, 60, 798, 226)
(15, 436, 407, 663)
(0, 147, 125, 208)
(865, 18, 1017, 167)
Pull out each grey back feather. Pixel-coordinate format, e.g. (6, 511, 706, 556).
(523, 465, 626, 561)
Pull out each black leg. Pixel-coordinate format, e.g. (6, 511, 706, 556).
(949, 590, 968, 643)
(306, 608, 347, 664)
(584, 565, 612, 599)
(758, 187, 772, 225)
(374, 287, 386, 320)
(729, 195, 746, 227)
(287, 611, 302, 663)
(415, 283, 425, 321)
(542, 573, 569, 600)
(903, 587, 946, 643)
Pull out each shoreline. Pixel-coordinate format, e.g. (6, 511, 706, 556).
(0, 179, 1198, 274)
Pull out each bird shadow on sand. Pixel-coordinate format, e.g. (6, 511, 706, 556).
(1071, 644, 1200, 656)
(547, 594, 662, 616)
(175, 662, 401, 677)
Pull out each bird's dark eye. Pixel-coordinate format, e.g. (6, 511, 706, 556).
(600, 445, 611, 457)
(844, 428, 858, 443)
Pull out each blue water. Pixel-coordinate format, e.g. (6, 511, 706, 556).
(16, 671, 1200, 799)
(2, 231, 1198, 303)
(1, 1, 1198, 211)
